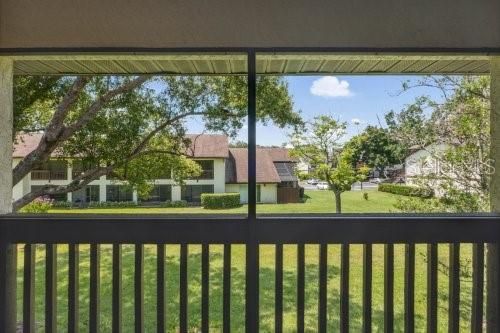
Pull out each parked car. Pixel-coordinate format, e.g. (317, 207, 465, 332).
(316, 181, 329, 190)
(307, 178, 319, 185)
(369, 177, 387, 184)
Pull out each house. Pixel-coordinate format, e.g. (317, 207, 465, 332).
(405, 143, 449, 182)
(12, 133, 300, 205)
(404, 143, 456, 196)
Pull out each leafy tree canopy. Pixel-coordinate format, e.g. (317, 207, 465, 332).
(13, 75, 302, 210)
(344, 126, 405, 172)
(289, 115, 368, 213)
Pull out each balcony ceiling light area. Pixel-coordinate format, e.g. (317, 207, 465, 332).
(11, 54, 490, 75)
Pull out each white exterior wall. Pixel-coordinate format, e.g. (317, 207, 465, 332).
(226, 183, 278, 204)
(11, 157, 227, 203)
(226, 184, 244, 202)
(405, 144, 448, 179)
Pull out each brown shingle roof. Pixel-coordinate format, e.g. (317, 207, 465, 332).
(13, 133, 43, 158)
(185, 134, 229, 158)
(259, 147, 298, 162)
(227, 148, 296, 183)
(13, 133, 229, 159)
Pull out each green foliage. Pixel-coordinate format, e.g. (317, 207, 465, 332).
(379, 183, 434, 198)
(296, 171, 309, 181)
(290, 115, 368, 213)
(88, 201, 138, 208)
(162, 200, 189, 208)
(363, 192, 369, 201)
(201, 193, 241, 209)
(390, 76, 490, 213)
(19, 197, 54, 213)
(344, 126, 405, 172)
(51, 201, 73, 208)
(14, 75, 302, 209)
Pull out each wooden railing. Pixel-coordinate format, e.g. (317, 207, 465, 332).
(31, 170, 68, 181)
(0, 214, 499, 332)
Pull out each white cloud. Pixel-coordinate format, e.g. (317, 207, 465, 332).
(310, 76, 352, 98)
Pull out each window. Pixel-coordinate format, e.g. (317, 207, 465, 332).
(181, 185, 214, 203)
(106, 185, 133, 202)
(194, 160, 214, 179)
(31, 185, 68, 202)
(85, 186, 100, 202)
(141, 185, 172, 202)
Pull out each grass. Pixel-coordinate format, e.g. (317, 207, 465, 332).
(16, 244, 475, 332)
(48, 190, 401, 214)
(18, 190, 474, 332)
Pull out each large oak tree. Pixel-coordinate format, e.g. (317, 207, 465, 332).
(13, 75, 302, 211)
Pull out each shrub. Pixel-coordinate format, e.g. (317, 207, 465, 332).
(162, 200, 188, 208)
(378, 183, 434, 198)
(201, 193, 241, 209)
(297, 172, 309, 181)
(88, 201, 138, 208)
(20, 197, 54, 213)
(52, 201, 73, 208)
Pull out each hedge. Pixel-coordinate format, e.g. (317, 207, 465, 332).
(378, 183, 434, 198)
(88, 201, 139, 208)
(52, 201, 73, 208)
(201, 192, 241, 209)
(162, 200, 188, 208)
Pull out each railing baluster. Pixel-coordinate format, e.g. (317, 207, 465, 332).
(23, 244, 36, 333)
(112, 244, 122, 333)
(319, 243, 327, 333)
(363, 244, 372, 333)
(275, 243, 283, 333)
(180, 243, 188, 333)
(297, 244, 305, 333)
(448, 243, 460, 333)
(471, 243, 484, 333)
(340, 243, 350, 333)
(135, 244, 144, 333)
(45, 244, 57, 333)
(384, 244, 394, 333)
(404, 244, 415, 333)
(68, 244, 79, 333)
(223, 244, 231, 333)
(201, 244, 209, 333)
(90, 244, 100, 333)
(157, 244, 166, 333)
(427, 243, 438, 333)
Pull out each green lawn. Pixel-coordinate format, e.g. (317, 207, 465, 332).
(16, 244, 474, 332)
(48, 190, 401, 214)
(18, 190, 473, 332)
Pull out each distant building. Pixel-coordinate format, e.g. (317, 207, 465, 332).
(13, 133, 300, 205)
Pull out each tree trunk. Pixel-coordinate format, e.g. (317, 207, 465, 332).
(334, 191, 342, 213)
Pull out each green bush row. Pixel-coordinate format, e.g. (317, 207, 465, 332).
(161, 200, 188, 208)
(201, 193, 241, 209)
(52, 201, 73, 208)
(88, 201, 139, 208)
(20, 197, 54, 213)
(378, 183, 434, 198)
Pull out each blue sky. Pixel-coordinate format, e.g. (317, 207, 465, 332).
(185, 75, 445, 146)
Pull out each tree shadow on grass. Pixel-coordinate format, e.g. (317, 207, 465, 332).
(19, 245, 475, 332)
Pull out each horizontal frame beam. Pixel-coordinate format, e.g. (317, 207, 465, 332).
(1, 214, 499, 244)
